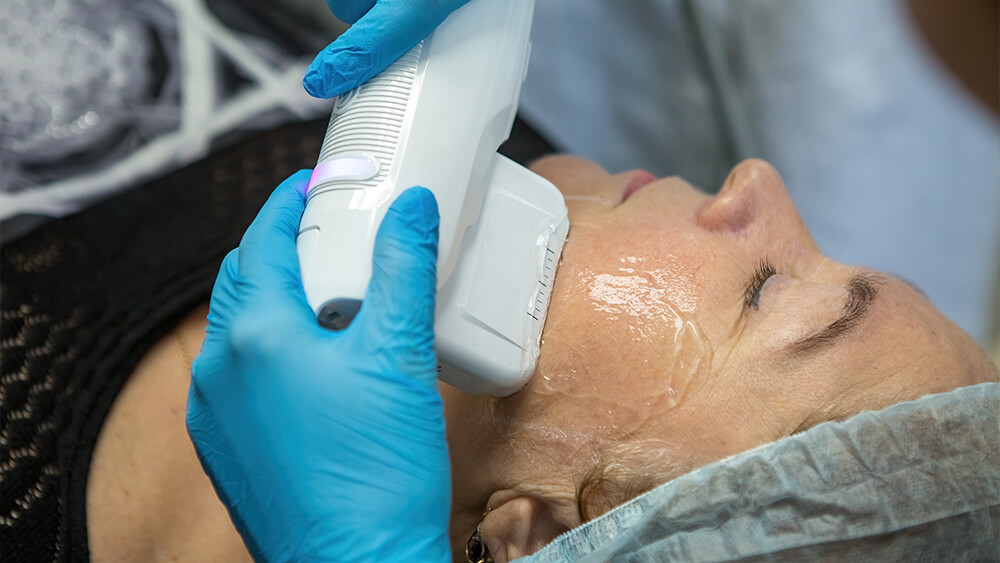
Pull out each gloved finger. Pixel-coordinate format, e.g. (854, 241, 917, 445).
(362, 187, 439, 371)
(189, 342, 227, 401)
(192, 249, 239, 389)
(184, 388, 267, 561)
(303, 0, 469, 98)
(236, 170, 311, 304)
(204, 249, 241, 330)
(325, 0, 376, 24)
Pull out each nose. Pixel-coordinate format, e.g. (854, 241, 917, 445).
(696, 159, 812, 246)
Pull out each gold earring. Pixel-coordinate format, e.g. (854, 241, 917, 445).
(465, 521, 493, 563)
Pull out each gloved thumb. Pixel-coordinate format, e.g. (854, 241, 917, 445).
(325, 0, 376, 25)
(303, 0, 470, 98)
(362, 187, 439, 362)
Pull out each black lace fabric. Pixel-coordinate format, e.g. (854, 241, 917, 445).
(1, 119, 327, 561)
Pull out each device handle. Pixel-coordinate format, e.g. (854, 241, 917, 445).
(297, 0, 535, 329)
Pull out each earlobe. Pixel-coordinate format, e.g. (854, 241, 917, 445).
(477, 495, 573, 562)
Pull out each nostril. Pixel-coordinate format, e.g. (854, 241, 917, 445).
(697, 160, 780, 233)
(698, 191, 755, 233)
(719, 166, 741, 196)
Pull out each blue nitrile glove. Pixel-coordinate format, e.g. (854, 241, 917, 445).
(303, 0, 471, 98)
(186, 170, 450, 562)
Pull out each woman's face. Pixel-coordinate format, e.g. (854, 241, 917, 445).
(442, 157, 997, 554)
(502, 156, 994, 454)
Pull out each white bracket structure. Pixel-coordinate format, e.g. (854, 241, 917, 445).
(0, 0, 334, 221)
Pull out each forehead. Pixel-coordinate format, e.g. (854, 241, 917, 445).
(852, 277, 985, 371)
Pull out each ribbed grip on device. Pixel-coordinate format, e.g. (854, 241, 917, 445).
(309, 44, 424, 197)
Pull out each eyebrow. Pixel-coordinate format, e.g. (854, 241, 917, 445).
(788, 272, 883, 356)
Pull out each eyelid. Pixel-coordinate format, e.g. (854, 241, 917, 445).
(744, 259, 776, 311)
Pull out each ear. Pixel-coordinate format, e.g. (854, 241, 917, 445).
(478, 494, 574, 562)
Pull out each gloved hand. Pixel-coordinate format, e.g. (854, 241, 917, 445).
(186, 170, 450, 562)
(304, 0, 471, 98)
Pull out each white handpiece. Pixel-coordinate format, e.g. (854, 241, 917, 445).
(297, 0, 568, 396)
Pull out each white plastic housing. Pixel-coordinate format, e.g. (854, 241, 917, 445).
(297, 0, 568, 396)
(435, 154, 568, 395)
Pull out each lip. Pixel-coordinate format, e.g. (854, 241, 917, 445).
(621, 170, 658, 203)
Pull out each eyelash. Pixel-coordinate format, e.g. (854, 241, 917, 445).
(744, 259, 777, 310)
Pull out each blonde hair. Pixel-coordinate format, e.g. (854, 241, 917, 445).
(574, 442, 695, 522)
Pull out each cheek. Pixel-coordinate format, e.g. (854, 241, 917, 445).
(522, 229, 717, 440)
(560, 222, 714, 315)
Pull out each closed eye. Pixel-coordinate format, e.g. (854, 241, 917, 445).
(744, 259, 776, 311)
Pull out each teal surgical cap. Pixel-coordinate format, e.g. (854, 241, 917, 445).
(522, 382, 999, 562)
